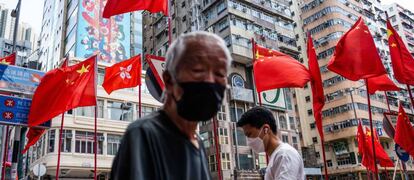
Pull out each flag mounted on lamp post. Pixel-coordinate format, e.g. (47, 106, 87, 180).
(0, 53, 16, 65)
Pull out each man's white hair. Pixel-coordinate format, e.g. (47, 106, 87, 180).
(165, 31, 232, 79)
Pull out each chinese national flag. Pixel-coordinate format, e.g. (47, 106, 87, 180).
(21, 128, 45, 154)
(253, 44, 311, 93)
(102, 55, 142, 94)
(103, 0, 168, 18)
(0, 53, 16, 65)
(361, 126, 394, 172)
(357, 121, 365, 156)
(387, 20, 414, 85)
(307, 33, 325, 140)
(395, 103, 414, 157)
(28, 56, 97, 127)
(327, 17, 386, 81)
(367, 74, 400, 94)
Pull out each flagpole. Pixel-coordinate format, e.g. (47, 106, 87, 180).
(385, 167, 390, 180)
(321, 139, 329, 180)
(212, 116, 222, 180)
(365, 79, 379, 180)
(139, 85, 142, 118)
(93, 56, 98, 180)
(1, 125, 9, 180)
(55, 114, 65, 180)
(392, 159, 398, 180)
(167, 0, 172, 44)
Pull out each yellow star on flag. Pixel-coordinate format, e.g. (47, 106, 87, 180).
(0, 59, 10, 65)
(77, 65, 90, 75)
(387, 29, 393, 38)
(391, 43, 397, 48)
(255, 51, 264, 59)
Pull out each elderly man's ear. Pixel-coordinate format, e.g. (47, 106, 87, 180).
(163, 71, 174, 93)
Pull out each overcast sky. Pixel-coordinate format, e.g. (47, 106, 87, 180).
(0, 0, 413, 36)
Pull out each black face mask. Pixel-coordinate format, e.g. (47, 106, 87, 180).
(174, 82, 226, 122)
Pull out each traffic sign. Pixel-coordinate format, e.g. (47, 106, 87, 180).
(0, 63, 44, 95)
(0, 94, 49, 127)
(395, 144, 409, 162)
(32, 164, 46, 177)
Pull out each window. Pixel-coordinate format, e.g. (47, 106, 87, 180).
(48, 130, 55, 153)
(107, 134, 122, 155)
(60, 130, 72, 153)
(239, 154, 253, 170)
(310, 123, 316, 129)
(292, 136, 298, 150)
(305, 96, 311, 102)
(217, 18, 229, 32)
(312, 137, 318, 143)
(75, 131, 103, 154)
(282, 135, 289, 143)
(140, 105, 156, 117)
(289, 117, 296, 130)
(236, 129, 247, 146)
(217, 105, 227, 121)
(221, 153, 231, 170)
(217, 1, 226, 14)
(230, 106, 244, 122)
(316, 152, 320, 158)
(279, 116, 287, 129)
(200, 131, 212, 148)
(219, 128, 229, 144)
(327, 160, 333, 167)
(308, 109, 313, 115)
(97, 68, 105, 85)
(208, 155, 217, 172)
(77, 100, 103, 118)
(108, 101, 133, 121)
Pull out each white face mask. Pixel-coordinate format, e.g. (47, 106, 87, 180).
(247, 128, 265, 153)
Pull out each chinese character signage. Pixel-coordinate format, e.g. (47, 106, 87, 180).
(0, 95, 50, 127)
(0, 64, 44, 94)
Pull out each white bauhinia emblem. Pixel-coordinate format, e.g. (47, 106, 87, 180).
(120, 65, 132, 79)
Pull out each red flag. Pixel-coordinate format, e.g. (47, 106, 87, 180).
(357, 121, 365, 156)
(307, 33, 325, 140)
(327, 17, 386, 81)
(387, 20, 414, 85)
(358, 121, 394, 171)
(395, 103, 414, 157)
(102, 55, 142, 94)
(362, 127, 394, 172)
(367, 74, 400, 94)
(28, 56, 97, 127)
(253, 44, 311, 93)
(103, 0, 168, 18)
(22, 128, 45, 154)
(0, 53, 16, 65)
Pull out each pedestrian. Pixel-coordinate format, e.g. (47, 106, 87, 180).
(110, 31, 232, 180)
(237, 106, 305, 180)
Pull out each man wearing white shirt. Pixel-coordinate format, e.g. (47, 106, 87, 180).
(237, 107, 305, 180)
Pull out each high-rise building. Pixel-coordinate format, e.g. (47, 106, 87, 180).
(296, 0, 414, 179)
(29, 0, 157, 179)
(385, 3, 414, 57)
(142, 0, 304, 179)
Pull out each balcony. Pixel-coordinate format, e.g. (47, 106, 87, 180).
(230, 87, 254, 103)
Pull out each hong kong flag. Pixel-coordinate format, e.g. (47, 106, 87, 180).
(28, 56, 97, 127)
(0, 53, 16, 65)
(102, 55, 142, 94)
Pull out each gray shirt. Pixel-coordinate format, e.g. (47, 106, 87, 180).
(111, 110, 211, 180)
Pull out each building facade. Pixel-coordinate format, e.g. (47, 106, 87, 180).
(142, 0, 304, 179)
(385, 3, 414, 57)
(295, 0, 414, 179)
(29, 0, 152, 179)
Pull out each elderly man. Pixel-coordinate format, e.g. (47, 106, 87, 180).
(110, 31, 232, 180)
